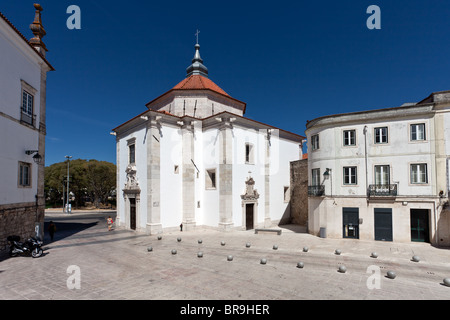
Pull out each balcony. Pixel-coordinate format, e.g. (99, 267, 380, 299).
(20, 112, 36, 127)
(308, 185, 325, 197)
(368, 184, 397, 197)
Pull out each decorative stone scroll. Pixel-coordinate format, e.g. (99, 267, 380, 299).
(241, 174, 260, 201)
(124, 164, 140, 191)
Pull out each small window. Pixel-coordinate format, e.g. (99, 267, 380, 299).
(374, 165, 390, 185)
(343, 130, 356, 146)
(22, 91, 33, 116)
(245, 143, 254, 164)
(410, 123, 426, 141)
(18, 162, 31, 187)
(374, 127, 388, 144)
(284, 186, 290, 202)
(205, 169, 216, 189)
(410, 163, 427, 184)
(311, 134, 319, 151)
(128, 144, 135, 164)
(343, 167, 357, 185)
(311, 168, 321, 186)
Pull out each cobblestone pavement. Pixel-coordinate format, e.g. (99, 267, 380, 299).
(1, 210, 450, 302)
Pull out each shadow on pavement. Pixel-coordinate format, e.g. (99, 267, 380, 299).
(43, 221, 99, 244)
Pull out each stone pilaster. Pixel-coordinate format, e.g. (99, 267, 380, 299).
(219, 117, 233, 230)
(181, 120, 196, 230)
(146, 116, 162, 234)
(264, 129, 271, 227)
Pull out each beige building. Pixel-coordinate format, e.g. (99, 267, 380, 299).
(306, 90, 450, 246)
(0, 4, 53, 249)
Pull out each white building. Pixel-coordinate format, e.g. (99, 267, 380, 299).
(0, 4, 53, 248)
(112, 43, 304, 233)
(306, 91, 450, 246)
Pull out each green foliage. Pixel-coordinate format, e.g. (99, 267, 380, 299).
(45, 159, 116, 208)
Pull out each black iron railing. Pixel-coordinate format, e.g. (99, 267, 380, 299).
(368, 184, 397, 197)
(308, 185, 325, 197)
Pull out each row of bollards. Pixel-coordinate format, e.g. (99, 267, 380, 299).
(148, 236, 450, 287)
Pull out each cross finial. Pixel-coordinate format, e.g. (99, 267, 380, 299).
(195, 29, 200, 44)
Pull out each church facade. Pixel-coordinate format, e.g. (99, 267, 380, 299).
(112, 43, 304, 233)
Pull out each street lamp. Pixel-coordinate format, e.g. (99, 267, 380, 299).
(65, 155, 72, 213)
(25, 150, 42, 164)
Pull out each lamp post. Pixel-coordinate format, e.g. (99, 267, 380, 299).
(65, 155, 72, 213)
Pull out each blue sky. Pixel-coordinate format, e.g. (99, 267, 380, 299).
(2, 1, 450, 166)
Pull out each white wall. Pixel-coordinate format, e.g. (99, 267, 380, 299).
(308, 117, 436, 198)
(160, 125, 183, 228)
(0, 20, 43, 206)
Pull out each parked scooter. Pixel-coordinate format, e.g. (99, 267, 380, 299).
(7, 235, 44, 258)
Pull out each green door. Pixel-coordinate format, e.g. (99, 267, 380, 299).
(410, 209, 429, 242)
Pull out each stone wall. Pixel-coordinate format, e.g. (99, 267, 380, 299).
(290, 159, 308, 226)
(0, 202, 41, 251)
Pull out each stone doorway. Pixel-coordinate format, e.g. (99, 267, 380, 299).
(241, 174, 259, 230)
(245, 203, 254, 230)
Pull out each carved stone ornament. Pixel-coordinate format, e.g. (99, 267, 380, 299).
(124, 164, 139, 190)
(241, 176, 259, 201)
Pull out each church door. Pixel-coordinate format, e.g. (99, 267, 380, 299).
(246, 204, 254, 230)
(130, 198, 136, 230)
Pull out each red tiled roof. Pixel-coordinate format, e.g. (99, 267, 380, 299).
(173, 75, 230, 97)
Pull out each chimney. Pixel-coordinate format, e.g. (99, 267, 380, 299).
(29, 3, 47, 57)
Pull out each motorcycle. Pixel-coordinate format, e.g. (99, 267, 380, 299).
(7, 235, 44, 258)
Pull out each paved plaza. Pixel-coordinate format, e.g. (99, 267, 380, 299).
(1, 210, 450, 303)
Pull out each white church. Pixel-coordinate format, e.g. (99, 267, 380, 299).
(112, 41, 304, 233)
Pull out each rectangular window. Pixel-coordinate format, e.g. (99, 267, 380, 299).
(343, 130, 356, 146)
(18, 162, 31, 187)
(245, 143, 254, 164)
(205, 169, 216, 189)
(22, 90, 33, 116)
(311, 134, 319, 151)
(410, 163, 427, 184)
(374, 127, 388, 144)
(284, 186, 290, 202)
(374, 165, 390, 185)
(129, 144, 135, 164)
(311, 168, 321, 186)
(343, 166, 357, 185)
(410, 123, 426, 141)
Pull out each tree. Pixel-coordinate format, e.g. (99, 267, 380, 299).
(85, 160, 116, 208)
(45, 159, 116, 208)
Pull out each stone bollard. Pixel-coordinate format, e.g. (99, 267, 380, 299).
(260, 258, 267, 265)
(371, 252, 378, 258)
(273, 245, 278, 250)
(171, 249, 177, 255)
(443, 278, 450, 287)
(198, 239, 203, 244)
(246, 243, 251, 248)
(386, 271, 396, 279)
(297, 262, 304, 269)
(411, 255, 420, 262)
(197, 251, 203, 258)
(221, 241, 226, 246)
(335, 249, 341, 255)
(147, 246, 153, 252)
(157, 235, 162, 240)
(177, 237, 182, 242)
(338, 265, 347, 273)
(227, 255, 233, 261)
(303, 247, 309, 252)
